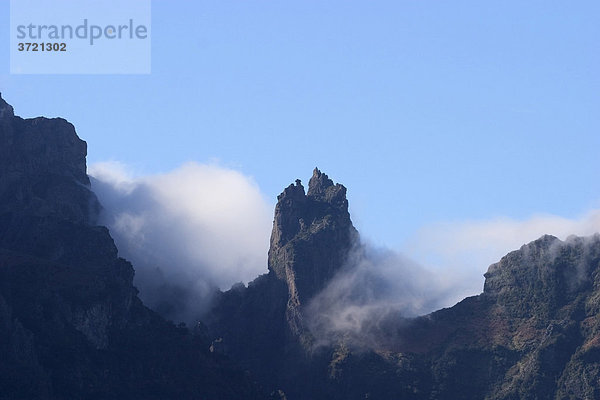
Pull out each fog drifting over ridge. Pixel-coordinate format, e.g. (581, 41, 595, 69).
(407, 209, 600, 300)
(89, 162, 600, 327)
(305, 242, 450, 349)
(89, 161, 272, 323)
(305, 209, 600, 347)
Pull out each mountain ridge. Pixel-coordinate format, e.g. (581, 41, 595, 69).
(0, 93, 599, 399)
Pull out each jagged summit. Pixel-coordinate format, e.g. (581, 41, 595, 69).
(269, 169, 356, 300)
(264, 169, 358, 339)
(307, 167, 348, 207)
(307, 167, 333, 195)
(271, 168, 350, 246)
(276, 168, 347, 204)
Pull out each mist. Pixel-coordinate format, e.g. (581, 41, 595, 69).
(407, 209, 600, 298)
(305, 241, 466, 349)
(306, 210, 600, 349)
(89, 161, 272, 324)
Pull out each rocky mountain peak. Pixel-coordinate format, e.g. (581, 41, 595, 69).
(307, 167, 348, 207)
(0, 95, 98, 224)
(307, 167, 333, 195)
(267, 169, 357, 336)
(278, 178, 305, 200)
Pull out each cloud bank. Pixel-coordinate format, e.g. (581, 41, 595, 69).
(89, 160, 600, 341)
(89, 161, 272, 324)
(407, 209, 600, 301)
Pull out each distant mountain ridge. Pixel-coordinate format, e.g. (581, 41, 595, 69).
(1, 94, 599, 399)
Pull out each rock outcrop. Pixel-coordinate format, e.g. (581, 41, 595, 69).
(0, 95, 98, 225)
(206, 168, 358, 395)
(268, 169, 356, 336)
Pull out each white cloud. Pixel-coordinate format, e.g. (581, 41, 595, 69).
(405, 209, 600, 304)
(89, 161, 273, 323)
(306, 243, 445, 348)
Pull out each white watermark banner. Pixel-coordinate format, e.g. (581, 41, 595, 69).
(10, 0, 151, 74)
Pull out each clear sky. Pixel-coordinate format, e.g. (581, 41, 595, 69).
(1, 1, 599, 260)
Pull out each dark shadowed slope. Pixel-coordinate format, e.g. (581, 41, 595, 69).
(0, 94, 266, 400)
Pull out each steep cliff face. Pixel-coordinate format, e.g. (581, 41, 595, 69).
(269, 169, 355, 299)
(0, 94, 266, 400)
(205, 168, 360, 398)
(0, 93, 128, 353)
(0, 95, 98, 225)
(267, 169, 357, 337)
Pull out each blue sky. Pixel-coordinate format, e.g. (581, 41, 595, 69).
(1, 0, 599, 258)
